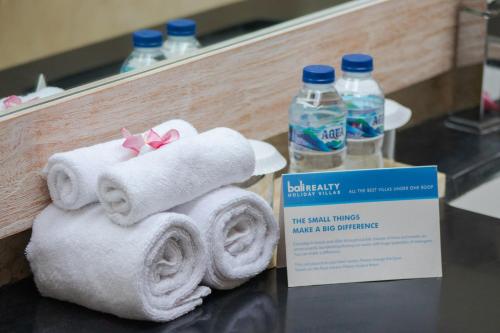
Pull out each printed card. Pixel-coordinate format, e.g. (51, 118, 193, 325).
(282, 166, 442, 287)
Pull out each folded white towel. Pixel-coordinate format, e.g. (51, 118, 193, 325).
(44, 119, 197, 210)
(97, 127, 255, 226)
(172, 186, 279, 290)
(26, 204, 211, 322)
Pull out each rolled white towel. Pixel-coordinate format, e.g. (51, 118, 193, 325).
(45, 119, 198, 210)
(97, 127, 255, 226)
(26, 204, 211, 322)
(172, 186, 279, 290)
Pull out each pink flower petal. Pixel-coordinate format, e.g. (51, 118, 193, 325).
(483, 91, 499, 111)
(3, 95, 22, 108)
(161, 129, 180, 144)
(145, 129, 161, 143)
(144, 129, 165, 149)
(121, 127, 145, 155)
(144, 128, 181, 150)
(121, 128, 133, 138)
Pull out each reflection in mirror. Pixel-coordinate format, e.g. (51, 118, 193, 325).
(446, 0, 500, 134)
(0, 0, 351, 116)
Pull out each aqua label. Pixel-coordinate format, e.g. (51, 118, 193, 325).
(289, 122, 346, 152)
(343, 95, 384, 139)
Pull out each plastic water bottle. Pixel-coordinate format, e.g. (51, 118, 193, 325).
(288, 65, 347, 173)
(335, 54, 384, 169)
(163, 19, 201, 59)
(120, 30, 166, 73)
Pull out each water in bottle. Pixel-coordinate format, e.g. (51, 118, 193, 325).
(335, 54, 384, 169)
(120, 30, 166, 73)
(163, 19, 201, 59)
(288, 65, 347, 173)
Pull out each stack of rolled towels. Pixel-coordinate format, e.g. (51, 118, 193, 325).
(26, 119, 279, 322)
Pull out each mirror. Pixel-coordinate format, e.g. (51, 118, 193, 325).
(0, 0, 353, 117)
(446, 0, 500, 134)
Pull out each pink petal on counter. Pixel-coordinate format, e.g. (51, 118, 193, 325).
(3, 95, 22, 108)
(483, 91, 500, 111)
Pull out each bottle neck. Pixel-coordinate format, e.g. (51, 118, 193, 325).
(167, 35, 196, 42)
(342, 71, 372, 79)
(302, 82, 334, 91)
(133, 46, 163, 53)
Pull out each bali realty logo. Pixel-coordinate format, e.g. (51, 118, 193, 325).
(287, 180, 341, 198)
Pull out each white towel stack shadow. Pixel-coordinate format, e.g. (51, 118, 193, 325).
(27, 120, 279, 322)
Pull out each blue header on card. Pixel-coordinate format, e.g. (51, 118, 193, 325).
(282, 166, 438, 207)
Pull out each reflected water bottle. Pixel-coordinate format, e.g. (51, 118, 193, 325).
(288, 65, 347, 173)
(335, 54, 384, 169)
(120, 30, 166, 73)
(163, 19, 201, 59)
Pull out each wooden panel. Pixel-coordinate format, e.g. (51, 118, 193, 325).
(0, 230, 31, 286)
(388, 70, 454, 126)
(455, 1, 487, 68)
(0, 0, 460, 239)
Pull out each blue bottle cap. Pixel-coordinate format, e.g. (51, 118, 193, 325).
(133, 30, 163, 48)
(167, 19, 196, 36)
(302, 65, 335, 84)
(341, 54, 374, 72)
